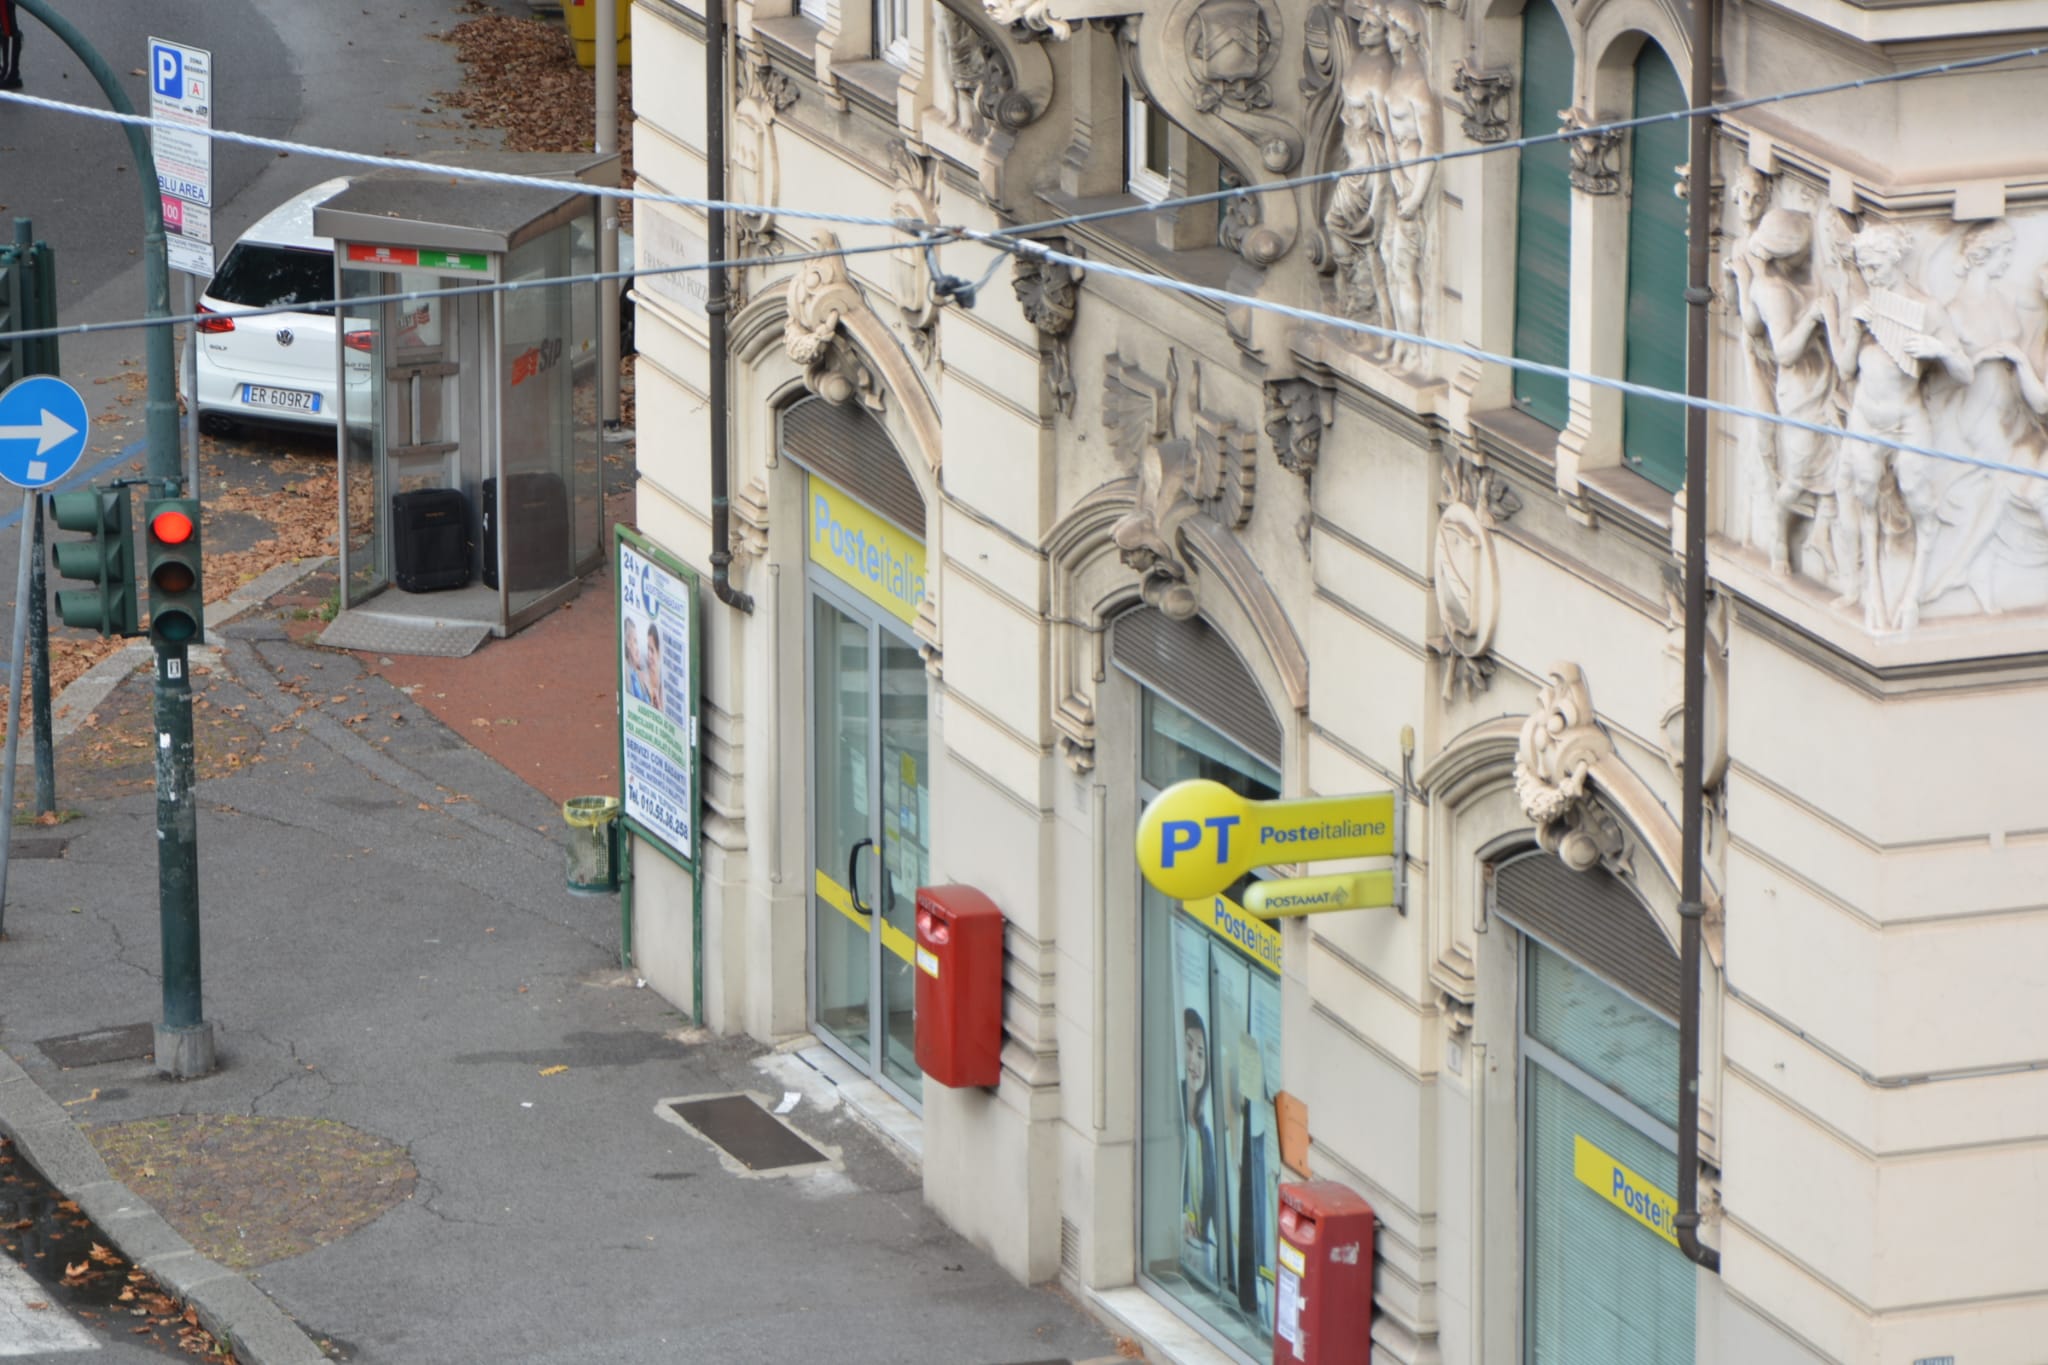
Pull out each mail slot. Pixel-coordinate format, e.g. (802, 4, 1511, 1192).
(913, 884, 1005, 1089)
(1275, 1180, 1376, 1364)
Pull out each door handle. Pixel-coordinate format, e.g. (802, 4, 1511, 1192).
(848, 837, 875, 916)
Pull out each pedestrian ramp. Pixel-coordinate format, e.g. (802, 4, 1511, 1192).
(318, 607, 493, 659)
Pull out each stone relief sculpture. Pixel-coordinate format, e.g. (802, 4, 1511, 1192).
(1820, 223, 1972, 632)
(1314, 0, 1441, 369)
(1563, 109, 1622, 196)
(982, 0, 1070, 40)
(1723, 196, 2048, 633)
(785, 234, 885, 411)
(1726, 205, 1838, 578)
(933, 1, 1037, 139)
(1435, 452, 1519, 701)
(1449, 59, 1512, 144)
(1013, 251, 1083, 417)
(1103, 349, 1258, 619)
(732, 41, 796, 270)
(1263, 376, 1334, 481)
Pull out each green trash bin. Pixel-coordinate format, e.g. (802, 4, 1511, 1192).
(564, 796, 623, 894)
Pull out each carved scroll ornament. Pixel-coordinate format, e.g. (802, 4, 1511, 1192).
(785, 234, 884, 411)
(1013, 252, 1083, 417)
(1513, 663, 1623, 872)
(1450, 59, 1512, 144)
(1563, 109, 1622, 195)
(1263, 376, 1333, 481)
(1436, 453, 1519, 701)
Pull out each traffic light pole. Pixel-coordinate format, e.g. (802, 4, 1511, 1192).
(17, 0, 212, 1076)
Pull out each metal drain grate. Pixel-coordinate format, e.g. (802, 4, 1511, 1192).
(36, 1023, 154, 1069)
(667, 1094, 828, 1171)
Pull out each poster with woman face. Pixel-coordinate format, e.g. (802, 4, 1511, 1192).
(1173, 915, 1219, 1291)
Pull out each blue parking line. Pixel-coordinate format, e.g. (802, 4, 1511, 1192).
(0, 435, 150, 530)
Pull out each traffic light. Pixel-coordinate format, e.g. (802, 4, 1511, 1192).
(144, 498, 204, 646)
(48, 486, 139, 638)
(0, 228, 58, 387)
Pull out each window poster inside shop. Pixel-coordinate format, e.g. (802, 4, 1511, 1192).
(1138, 688, 1284, 1358)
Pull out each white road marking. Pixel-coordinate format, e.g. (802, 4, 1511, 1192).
(0, 1255, 97, 1355)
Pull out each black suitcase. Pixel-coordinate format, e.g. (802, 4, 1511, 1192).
(391, 488, 472, 592)
(481, 472, 571, 592)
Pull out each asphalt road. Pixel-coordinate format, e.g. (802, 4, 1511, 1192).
(1, 4, 505, 1355)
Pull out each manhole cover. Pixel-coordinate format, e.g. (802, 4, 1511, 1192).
(666, 1094, 828, 1171)
(36, 1022, 154, 1069)
(11, 838, 67, 859)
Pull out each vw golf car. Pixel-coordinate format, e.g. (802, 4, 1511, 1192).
(183, 178, 371, 436)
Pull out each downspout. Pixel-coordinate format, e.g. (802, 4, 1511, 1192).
(1676, 0, 1722, 1276)
(706, 0, 754, 615)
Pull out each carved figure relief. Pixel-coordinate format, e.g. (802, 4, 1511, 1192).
(933, 1, 1037, 139)
(1449, 59, 1512, 144)
(1435, 452, 1519, 701)
(1723, 189, 2048, 632)
(1513, 664, 1625, 873)
(1103, 348, 1258, 618)
(1263, 376, 1333, 481)
(1187, 0, 1276, 113)
(982, 0, 1070, 40)
(1563, 109, 1622, 195)
(1310, 0, 1442, 370)
(1013, 251, 1083, 417)
(785, 234, 885, 411)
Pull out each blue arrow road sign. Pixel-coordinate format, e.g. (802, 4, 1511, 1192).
(0, 376, 90, 490)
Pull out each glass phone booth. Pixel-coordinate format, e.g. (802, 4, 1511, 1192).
(313, 151, 616, 654)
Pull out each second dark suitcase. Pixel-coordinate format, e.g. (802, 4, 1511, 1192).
(481, 472, 572, 592)
(391, 488, 472, 592)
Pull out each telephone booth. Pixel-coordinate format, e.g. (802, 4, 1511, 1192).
(313, 151, 618, 655)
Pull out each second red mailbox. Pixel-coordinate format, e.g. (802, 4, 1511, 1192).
(913, 884, 1005, 1089)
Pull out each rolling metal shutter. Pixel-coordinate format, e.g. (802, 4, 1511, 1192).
(1511, 0, 1573, 430)
(1111, 607, 1283, 768)
(779, 394, 925, 535)
(1621, 45, 1689, 492)
(1490, 849, 1681, 1022)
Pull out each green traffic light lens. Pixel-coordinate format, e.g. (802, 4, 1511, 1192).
(153, 611, 199, 644)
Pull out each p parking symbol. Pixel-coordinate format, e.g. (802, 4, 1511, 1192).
(153, 47, 184, 99)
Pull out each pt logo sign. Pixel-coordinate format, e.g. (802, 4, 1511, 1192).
(1135, 779, 1397, 901)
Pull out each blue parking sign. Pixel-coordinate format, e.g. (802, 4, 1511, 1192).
(152, 43, 184, 99)
(0, 377, 90, 490)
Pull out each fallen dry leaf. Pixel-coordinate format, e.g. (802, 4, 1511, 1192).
(539, 1064, 568, 1076)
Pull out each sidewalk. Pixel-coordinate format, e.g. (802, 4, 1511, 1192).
(0, 555, 1125, 1364)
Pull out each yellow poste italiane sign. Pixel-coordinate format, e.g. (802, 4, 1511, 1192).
(807, 473, 925, 626)
(1136, 778, 1397, 901)
(1243, 870, 1397, 918)
(1180, 893, 1283, 973)
(1574, 1135, 1679, 1248)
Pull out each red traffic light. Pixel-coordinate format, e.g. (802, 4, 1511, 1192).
(150, 508, 196, 545)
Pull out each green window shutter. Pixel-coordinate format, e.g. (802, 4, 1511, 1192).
(1622, 45, 1689, 491)
(1511, 0, 1573, 430)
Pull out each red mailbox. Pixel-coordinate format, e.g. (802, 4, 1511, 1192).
(913, 884, 1005, 1088)
(1275, 1180, 1376, 1365)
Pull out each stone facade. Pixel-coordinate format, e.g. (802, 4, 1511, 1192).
(625, 0, 2048, 1358)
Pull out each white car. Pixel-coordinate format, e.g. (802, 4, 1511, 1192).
(184, 177, 371, 436)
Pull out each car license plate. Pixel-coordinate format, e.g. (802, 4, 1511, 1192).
(244, 385, 319, 413)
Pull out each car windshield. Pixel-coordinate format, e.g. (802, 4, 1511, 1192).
(207, 244, 336, 315)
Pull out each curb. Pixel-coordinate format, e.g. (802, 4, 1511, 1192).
(0, 1048, 327, 1364)
(53, 555, 334, 741)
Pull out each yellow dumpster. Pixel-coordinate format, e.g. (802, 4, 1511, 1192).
(564, 0, 632, 69)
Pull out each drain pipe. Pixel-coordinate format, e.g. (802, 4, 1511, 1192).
(706, 0, 754, 614)
(1675, 0, 1721, 1276)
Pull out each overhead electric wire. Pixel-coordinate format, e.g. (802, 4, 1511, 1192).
(7, 38, 2047, 485)
(0, 88, 913, 233)
(993, 40, 2048, 243)
(968, 232, 2048, 485)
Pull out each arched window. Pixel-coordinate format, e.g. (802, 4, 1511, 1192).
(1621, 43, 1688, 491)
(1511, 0, 1573, 430)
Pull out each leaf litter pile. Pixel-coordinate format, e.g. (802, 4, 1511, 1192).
(1, 1137, 240, 1359)
(14, 1, 635, 734)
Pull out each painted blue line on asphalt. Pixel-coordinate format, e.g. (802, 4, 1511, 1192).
(0, 435, 149, 529)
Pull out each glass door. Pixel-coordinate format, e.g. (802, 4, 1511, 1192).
(809, 584, 928, 1106)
